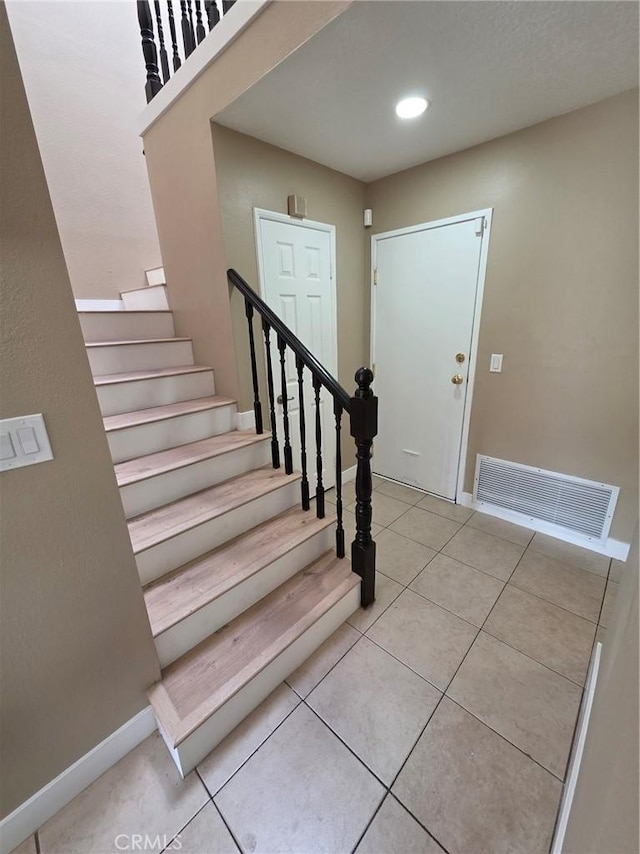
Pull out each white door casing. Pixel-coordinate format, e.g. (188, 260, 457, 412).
(371, 209, 492, 501)
(254, 209, 338, 490)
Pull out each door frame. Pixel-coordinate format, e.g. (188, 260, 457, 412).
(253, 207, 338, 376)
(370, 207, 493, 502)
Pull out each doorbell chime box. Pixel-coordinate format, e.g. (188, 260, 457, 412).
(288, 195, 307, 218)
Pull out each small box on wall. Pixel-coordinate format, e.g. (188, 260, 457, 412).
(287, 195, 307, 218)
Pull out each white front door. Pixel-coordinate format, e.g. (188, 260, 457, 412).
(372, 213, 490, 500)
(255, 211, 337, 490)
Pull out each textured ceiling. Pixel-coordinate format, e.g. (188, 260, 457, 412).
(215, 1, 639, 181)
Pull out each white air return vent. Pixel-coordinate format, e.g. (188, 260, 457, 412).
(473, 456, 618, 542)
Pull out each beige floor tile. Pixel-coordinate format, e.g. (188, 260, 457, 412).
(356, 795, 445, 854)
(10, 837, 37, 854)
(416, 495, 474, 523)
(349, 571, 404, 632)
(393, 698, 562, 854)
(529, 532, 610, 577)
(595, 624, 607, 646)
(410, 554, 504, 627)
(308, 637, 441, 784)
(198, 683, 299, 795)
(465, 512, 534, 546)
(375, 528, 437, 586)
(372, 474, 384, 490)
(448, 632, 582, 778)
(215, 704, 384, 854)
(367, 589, 477, 690)
(609, 558, 627, 582)
(342, 509, 383, 545)
(172, 803, 238, 853)
(485, 585, 596, 684)
(349, 491, 413, 527)
(599, 579, 619, 628)
(287, 623, 360, 697)
(443, 526, 525, 581)
(325, 479, 357, 507)
(374, 478, 426, 506)
(39, 733, 208, 854)
(390, 507, 462, 550)
(511, 549, 606, 622)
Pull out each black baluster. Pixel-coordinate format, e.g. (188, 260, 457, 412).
(222, 0, 236, 13)
(167, 0, 182, 70)
(350, 368, 378, 607)
(334, 401, 345, 557)
(137, 1, 163, 103)
(204, 0, 219, 29)
(194, 0, 206, 42)
(278, 336, 293, 475)
(180, 1, 195, 56)
(313, 376, 325, 519)
(296, 357, 310, 511)
(153, 1, 170, 84)
(262, 321, 280, 469)
(244, 300, 263, 434)
(187, 0, 196, 47)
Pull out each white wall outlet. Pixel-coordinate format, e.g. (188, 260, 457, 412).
(490, 354, 503, 373)
(0, 414, 53, 471)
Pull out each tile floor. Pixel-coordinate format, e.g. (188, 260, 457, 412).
(16, 477, 619, 854)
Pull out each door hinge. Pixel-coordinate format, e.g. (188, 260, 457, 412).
(373, 269, 378, 286)
(372, 362, 376, 376)
(474, 217, 485, 237)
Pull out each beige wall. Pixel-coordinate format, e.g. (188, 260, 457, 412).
(142, 1, 351, 404)
(0, 9, 159, 819)
(211, 124, 368, 424)
(367, 90, 639, 542)
(7, 1, 163, 299)
(563, 529, 639, 853)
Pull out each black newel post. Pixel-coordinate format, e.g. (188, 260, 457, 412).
(350, 367, 377, 607)
(138, 1, 163, 103)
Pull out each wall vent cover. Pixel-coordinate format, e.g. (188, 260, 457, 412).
(473, 456, 619, 542)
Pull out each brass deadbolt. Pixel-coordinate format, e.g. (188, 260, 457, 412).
(455, 353, 466, 363)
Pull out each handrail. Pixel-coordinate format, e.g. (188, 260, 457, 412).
(228, 267, 378, 608)
(227, 269, 351, 411)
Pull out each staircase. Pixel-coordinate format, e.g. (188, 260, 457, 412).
(79, 284, 365, 776)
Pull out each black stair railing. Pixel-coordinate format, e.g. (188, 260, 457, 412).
(228, 268, 377, 608)
(137, 0, 237, 103)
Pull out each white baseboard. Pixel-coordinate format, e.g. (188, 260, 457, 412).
(145, 267, 166, 287)
(551, 641, 603, 854)
(235, 410, 256, 431)
(0, 707, 156, 854)
(75, 299, 124, 311)
(342, 465, 356, 483)
(459, 492, 630, 560)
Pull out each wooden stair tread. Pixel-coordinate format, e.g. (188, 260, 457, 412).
(128, 466, 301, 554)
(144, 507, 336, 637)
(94, 365, 211, 386)
(115, 430, 267, 486)
(148, 552, 359, 745)
(86, 337, 190, 348)
(104, 396, 235, 434)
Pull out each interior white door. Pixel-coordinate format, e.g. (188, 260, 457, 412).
(372, 217, 486, 500)
(257, 214, 337, 490)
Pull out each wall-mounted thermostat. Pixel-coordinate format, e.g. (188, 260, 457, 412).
(0, 413, 54, 472)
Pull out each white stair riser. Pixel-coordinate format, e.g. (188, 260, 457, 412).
(160, 583, 360, 777)
(88, 340, 193, 376)
(97, 371, 215, 416)
(108, 405, 237, 465)
(154, 525, 335, 667)
(122, 285, 169, 310)
(120, 438, 270, 518)
(135, 480, 300, 585)
(80, 312, 175, 342)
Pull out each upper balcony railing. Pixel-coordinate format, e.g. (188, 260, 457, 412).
(137, 0, 237, 103)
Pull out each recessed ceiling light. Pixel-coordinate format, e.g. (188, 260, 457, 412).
(395, 96, 429, 119)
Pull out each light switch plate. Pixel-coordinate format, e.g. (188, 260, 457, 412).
(489, 354, 503, 373)
(0, 414, 53, 471)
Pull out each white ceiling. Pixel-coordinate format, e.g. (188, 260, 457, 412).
(215, 1, 639, 182)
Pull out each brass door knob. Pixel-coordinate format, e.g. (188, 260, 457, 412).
(451, 374, 464, 385)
